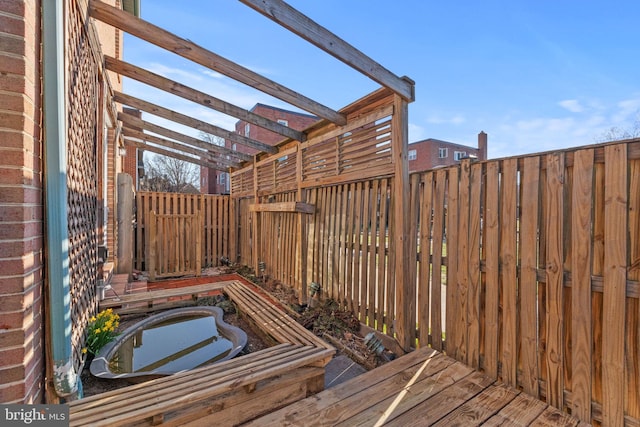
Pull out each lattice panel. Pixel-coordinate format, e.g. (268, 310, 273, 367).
(231, 167, 254, 196)
(338, 116, 392, 174)
(67, 2, 100, 369)
(302, 111, 394, 184)
(256, 151, 298, 194)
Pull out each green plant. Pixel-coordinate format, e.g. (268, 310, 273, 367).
(83, 308, 120, 356)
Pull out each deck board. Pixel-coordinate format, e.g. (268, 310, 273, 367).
(244, 345, 588, 426)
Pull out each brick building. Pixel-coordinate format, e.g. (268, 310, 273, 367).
(0, 0, 135, 403)
(201, 104, 317, 194)
(408, 131, 488, 172)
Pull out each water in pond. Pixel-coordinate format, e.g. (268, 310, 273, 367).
(108, 314, 234, 374)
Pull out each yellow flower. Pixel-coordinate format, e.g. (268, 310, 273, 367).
(82, 348, 87, 354)
(90, 316, 96, 322)
(94, 327, 101, 334)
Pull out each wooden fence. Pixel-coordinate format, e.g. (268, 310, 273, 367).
(146, 211, 201, 280)
(409, 143, 640, 426)
(135, 192, 231, 273)
(232, 138, 639, 426)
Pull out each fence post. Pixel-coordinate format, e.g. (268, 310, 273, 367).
(392, 94, 413, 351)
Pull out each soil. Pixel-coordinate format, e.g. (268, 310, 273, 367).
(80, 266, 388, 398)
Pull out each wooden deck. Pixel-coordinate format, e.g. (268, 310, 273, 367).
(245, 346, 591, 427)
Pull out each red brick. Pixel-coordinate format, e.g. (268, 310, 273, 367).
(0, 237, 43, 258)
(0, 364, 26, 383)
(0, 345, 25, 366)
(0, 311, 26, 330)
(0, 130, 37, 151)
(0, 92, 34, 115)
(0, 381, 26, 403)
(0, 254, 40, 280)
(0, 329, 25, 348)
(0, 15, 26, 38)
(0, 185, 41, 204)
(0, 203, 42, 222)
(0, 53, 26, 76)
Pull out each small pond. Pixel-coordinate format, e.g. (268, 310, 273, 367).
(91, 306, 247, 380)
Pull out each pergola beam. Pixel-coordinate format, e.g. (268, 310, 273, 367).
(106, 56, 307, 143)
(122, 128, 241, 169)
(118, 112, 253, 163)
(114, 91, 278, 154)
(124, 139, 229, 172)
(89, 0, 346, 125)
(239, 0, 415, 102)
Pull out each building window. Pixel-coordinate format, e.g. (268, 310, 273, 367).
(232, 143, 237, 151)
(408, 149, 417, 161)
(454, 151, 467, 161)
(438, 147, 448, 158)
(244, 123, 250, 137)
(277, 119, 289, 126)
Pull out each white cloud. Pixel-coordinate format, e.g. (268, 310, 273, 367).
(558, 99, 584, 113)
(426, 114, 465, 125)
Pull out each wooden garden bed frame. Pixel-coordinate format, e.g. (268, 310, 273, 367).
(69, 280, 335, 426)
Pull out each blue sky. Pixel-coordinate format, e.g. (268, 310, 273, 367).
(123, 1, 640, 159)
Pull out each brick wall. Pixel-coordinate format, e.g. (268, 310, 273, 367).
(408, 134, 487, 173)
(0, 0, 45, 403)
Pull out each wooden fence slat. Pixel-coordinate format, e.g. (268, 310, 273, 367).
(544, 153, 565, 409)
(456, 160, 471, 363)
(602, 144, 627, 426)
(483, 161, 500, 379)
(377, 179, 389, 331)
(570, 149, 594, 422)
(418, 173, 433, 348)
(360, 181, 371, 322)
(519, 156, 541, 396)
(467, 162, 482, 369)
(430, 171, 445, 352)
(368, 180, 380, 328)
(444, 168, 458, 355)
(628, 157, 640, 420)
(500, 158, 518, 388)
(351, 183, 362, 314)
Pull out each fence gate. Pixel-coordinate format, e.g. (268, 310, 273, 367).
(146, 211, 202, 280)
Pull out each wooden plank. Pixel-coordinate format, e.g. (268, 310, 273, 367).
(418, 172, 433, 348)
(376, 179, 389, 330)
(627, 157, 640, 421)
(351, 182, 363, 313)
(520, 156, 541, 396)
(359, 181, 371, 321)
(246, 346, 443, 426)
(483, 161, 500, 379)
(383, 371, 495, 427)
(115, 91, 277, 155)
(500, 158, 518, 387)
(90, 0, 346, 125)
(431, 383, 520, 427)
(385, 177, 396, 336)
(118, 112, 252, 162)
(107, 57, 304, 143)
(390, 96, 412, 349)
(249, 201, 314, 214)
(445, 168, 459, 356)
(602, 144, 627, 427)
(367, 180, 380, 324)
(339, 185, 349, 306)
(545, 152, 565, 409)
(456, 160, 471, 363)
(124, 138, 229, 171)
(570, 149, 594, 422)
(431, 170, 446, 352)
(529, 406, 584, 427)
(238, 0, 414, 101)
(468, 162, 483, 368)
(483, 392, 547, 426)
(335, 362, 473, 427)
(344, 183, 356, 311)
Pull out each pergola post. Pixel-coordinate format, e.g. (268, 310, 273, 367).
(392, 94, 414, 351)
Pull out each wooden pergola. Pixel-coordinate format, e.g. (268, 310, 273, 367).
(90, 0, 417, 348)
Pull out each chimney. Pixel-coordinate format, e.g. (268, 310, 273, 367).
(478, 131, 488, 160)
